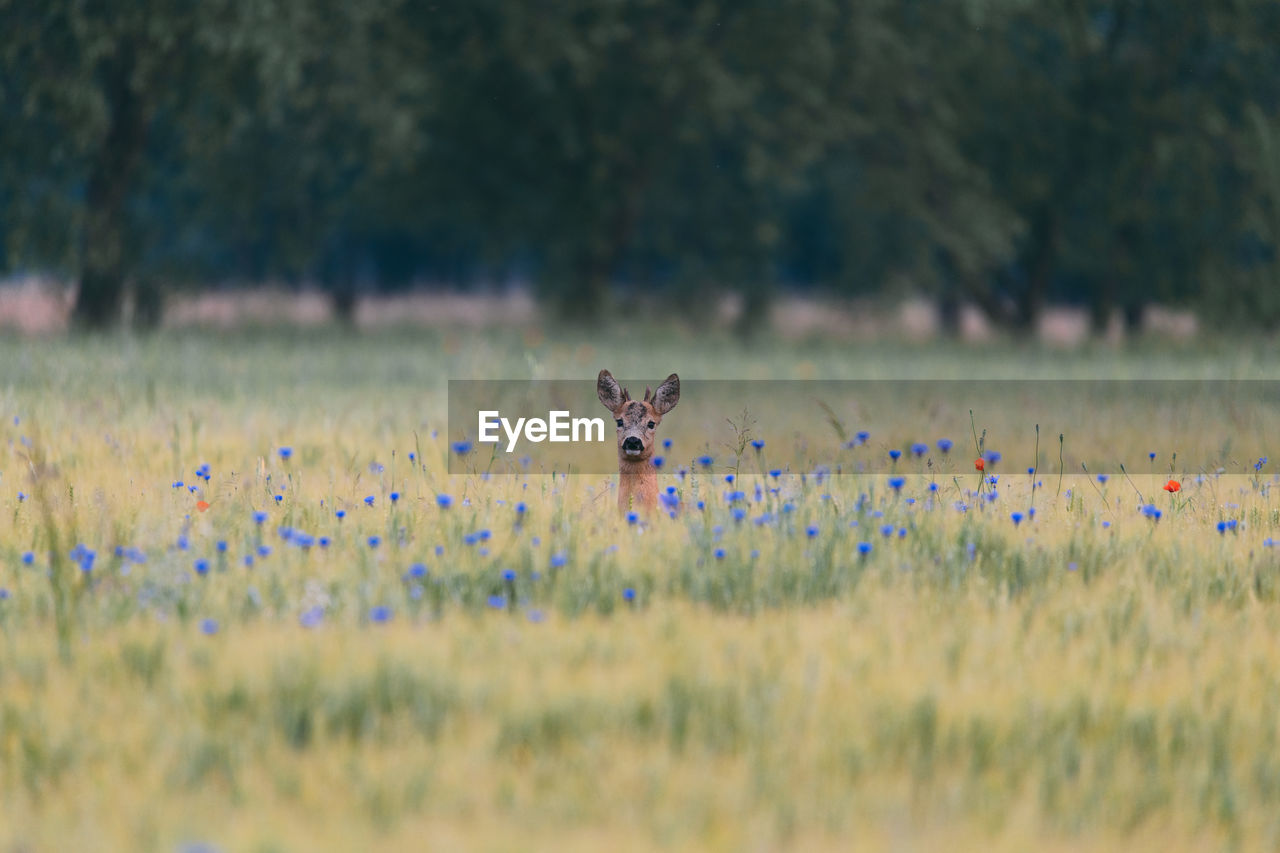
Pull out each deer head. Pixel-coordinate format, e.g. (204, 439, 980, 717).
(597, 370, 680, 464)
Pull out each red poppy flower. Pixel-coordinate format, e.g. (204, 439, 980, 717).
(975, 458, 985, 472)
(196, 500, 210, 512)
(1163, 480, 1180, 493)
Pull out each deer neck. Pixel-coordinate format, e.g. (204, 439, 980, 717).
(617, 454, 657, 512)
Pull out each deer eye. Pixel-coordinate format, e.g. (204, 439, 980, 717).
(647, 421, 656, 429)
(615, 419, 623, 427)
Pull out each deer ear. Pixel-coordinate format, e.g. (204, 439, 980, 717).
(643, 386, 653, 403)
(652, 373, 680, 415)
(597, 370, 624, 411)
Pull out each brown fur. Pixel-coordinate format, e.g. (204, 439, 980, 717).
(597, 370, 680, 514)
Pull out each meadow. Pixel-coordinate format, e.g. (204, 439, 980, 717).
(2, 327, 1280, 852)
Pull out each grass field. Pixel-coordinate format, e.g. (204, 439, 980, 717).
(2, 328, 1280, 852)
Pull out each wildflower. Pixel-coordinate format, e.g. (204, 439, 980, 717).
(0, 589, 7, 600)
(257, 544, 271, 557)
(172, 481, 184, 489)
(1068, 562, 1078, 571)
(1256, 457, 1268, 472)
(452, 441, 472, 455)
(17, 492, 26, 502)
(408, 452, 417, 462)
(364, 495, 375, 507)
(502, 569, 516, 582)
(696, 455, 714, 469)
(888, 476, 905, 492)
(937, 438, 953, 453)
(216, 541, 227, 553)
(985, 450, 1002, 466)
(436, 494, 453, 509)
(196, 500, 210, 512)
(1163, 480, 1181, 493)
(300, 607, 324, 629)
(652, 456, 664, 469)
(622, 587, 637, 601)
(928, 482, 939, 492)
(750, 439, 766, 451)
(243, 555, 254, 568)
(714, 548, 726, 560)
(1140, 503, 1162, 520)
(806, 525, 819, 538)
(855, 430, 870, 445)
(663, 438, 672, 449)
(487, 595, 506, 610)
(273, 494, 283, 504)
(407, 563, 427, 579)
(725, 474, 735, 484)
(369, 606, 393, 623)
(367, 536, 381, 548)
(769, 469, 782, 478)
(278, 447, 293, 460)
(1216, 521, 1228, 534)
(194, 559, 210, 576)
(1011, 512, 1023, 526)
(1096, 474, 1108, 484)
(1227, 519, 1239, 532)
(911, 443, 928, 457)
(550, 552, 568, 569)
(200, 619, 219, 635)
(880, 524, 894, 537)
(253, 511, 268, 524)
(857, 542, 873, 556)
(336, 509, 346, 520)
(888, 449, 901, 461)
(389, 491, 400, 504)
(1149, 452, 1156, 461)
(974, 458, 985, 472)
(515, 501, 527, 515)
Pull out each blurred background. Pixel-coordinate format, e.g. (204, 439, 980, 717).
(2, 0, 1278, 339)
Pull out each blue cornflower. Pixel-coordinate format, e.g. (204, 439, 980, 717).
(336, 509, 346, 520)
(857, 542, 873, 556)
(888, 449, 901, 461)
(367, 536, 381, 548)
(502, 569, 516, 582)
(550, 552, 568, 569)
(194, 558, 210, 576)
(622, 587, 636, 601)
(253, 511, 268, 524)
(408, 452, 416, 462)
(300, 607, 324, 629)
(0, 589, 7, 600)
(1096, 474, 1109, 484)
(1149, 452, 1156, 460)
(17, 492, 25, 502)
(911, 443, 928, 457)
(436, 494, 453, 509)
(369, 605, 393, 623)
(1141, 503, 1162, 520)
(1011, 512, 1023, 526)
(407, 563, 427, 579)
(172, 481, 184, 489)
(21, 551, 34, 565)
(1217, 520, 1227, 534)
(937, 438, 953, 453)
(257, 544, 271, 557)
(243, 555, 255, 568)
(985, 450, 1002, 465)
(855, 430, 870, 445)
(652, 456, 664, 469)
(200, 619, 219, 635)
(696, 455, 714, 469)
(888, 476, 905, 492)
(1227, 519, 1239, 531)
(389, 491, 400, 504)
(806, 525, 819, 538)
(278, 447, 293, 460)
(273, 494, 283, 504)
(714, 548, 726, 560)
(626, 512, 640, 525)
(515, 502, 527, 515)
(1256, 457, 1268, 472)
(928, 482, 939, 492)
(769, 469, 782, 478)
(452, 441, 472, 455)
(751, 439, 765, 450)
(364, 495, 375, 507)
(487, 595, 506, 610)
(725, 474, 735, 484)
(880, 524, 894, 537)
(216, 540, 227, 553)
(663, 438, 673, 449)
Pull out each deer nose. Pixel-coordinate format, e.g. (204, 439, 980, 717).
(622, 436, 644, 453)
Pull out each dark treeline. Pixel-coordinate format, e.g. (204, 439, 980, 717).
(2, 0, 1279, 331)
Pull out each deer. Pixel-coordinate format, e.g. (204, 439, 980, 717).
(597, 369, 680, 514)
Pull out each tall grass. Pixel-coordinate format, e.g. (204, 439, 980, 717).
(1, 330, 1279, 851)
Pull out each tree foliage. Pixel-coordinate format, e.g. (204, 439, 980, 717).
(2, 0, 1278, 330)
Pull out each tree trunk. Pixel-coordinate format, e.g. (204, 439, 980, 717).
(74, 45, 149, 330)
